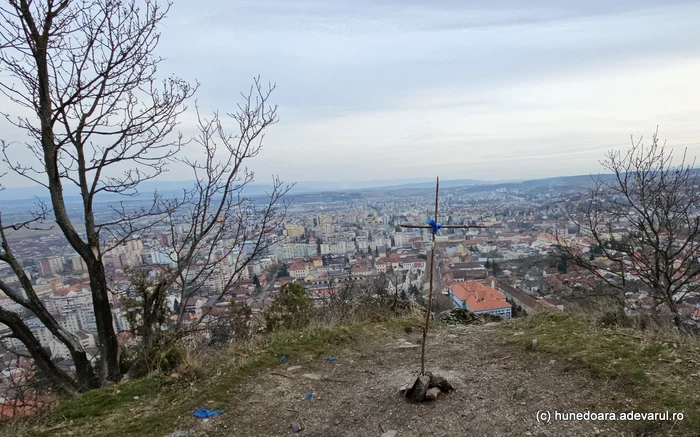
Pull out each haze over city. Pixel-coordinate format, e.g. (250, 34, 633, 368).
(2, 0, 700, 188)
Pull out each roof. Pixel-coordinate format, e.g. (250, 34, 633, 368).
(0, 401, 38, 419)
(289, 263, 307, 271)
(449, 281, 511, 312)
(53, 286, 83, 297)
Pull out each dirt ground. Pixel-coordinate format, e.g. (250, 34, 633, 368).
(181, 323, 636, 437)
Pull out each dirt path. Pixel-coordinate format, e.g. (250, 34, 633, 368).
(181, 322, 631, 437)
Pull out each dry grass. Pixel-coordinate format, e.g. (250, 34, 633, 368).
(171, 345, 209, 381)
(0, 314, 423, 437)
(499, 311, 700, 435)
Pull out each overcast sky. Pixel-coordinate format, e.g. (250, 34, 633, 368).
(3, 0, 700, 187)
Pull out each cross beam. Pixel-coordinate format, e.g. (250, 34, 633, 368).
(397, 177, 492, 375)
(397, 224, 489, 229)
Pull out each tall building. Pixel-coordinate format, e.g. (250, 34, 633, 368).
(40, 256, 65, 276)
(70, 255, 87, 272)
(285, 224, 305, 239)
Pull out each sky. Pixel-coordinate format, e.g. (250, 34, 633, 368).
(2, 0, 700, 187)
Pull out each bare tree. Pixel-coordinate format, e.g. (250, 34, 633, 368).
(121, 93, 291, 377)
(558, 130, 700, 327)
(0, 0, 289, 392)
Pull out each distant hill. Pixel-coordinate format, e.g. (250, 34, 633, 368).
(364, 179, 484, 190)
(0, 178, 488, 201)
(0, 173, 629, 202)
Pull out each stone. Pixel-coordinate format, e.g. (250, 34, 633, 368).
(286, 365, 302, 372)
(396, 339, 419, 349)
(438, 308, 482, 325)
(291, 421, 304, 432)
(381, 431, 397, 437)
(405, 375, 430, 402)
(425, 387, 441, 400)
(531, 339, 538, 348)
(462, 412, 477, 421)
(426, 371, 454, 393)
(302, 373, 322, 380)
(514, 387, 525, 400)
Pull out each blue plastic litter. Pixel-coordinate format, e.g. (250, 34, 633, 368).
(325, 356, 336, 361)
(426, 219, 442, 234)
(305, 393, 314, 400)
(280, 355, 286, 362)
(193, 409, 225, 419)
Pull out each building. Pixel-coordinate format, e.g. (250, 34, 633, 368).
(285, 224, 306, 239)
(40, 256, 65, 276)
(289, 262, 309, 279)
(147, 249, 175, 266)
(125, 239, 144, 252)
(278, 243, 317, 260)
(69, 255, 87, 272)
(448, 281, 512, 319)
(375, 259, 389, 273)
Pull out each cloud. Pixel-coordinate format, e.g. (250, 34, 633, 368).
(2, 0, 699, 187)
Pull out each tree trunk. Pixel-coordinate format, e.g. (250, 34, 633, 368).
(87, 259, 121, 384)
(25, 0, 117, 387)
(124, 307, 160, 380)
(666, 292, 683, 329)
(124, 330, 154, 381)
(673, 312, 683, 328)
(0, 308, 78, 396)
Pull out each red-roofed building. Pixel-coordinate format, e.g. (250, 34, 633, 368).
(289, 263, 309, 279)
(0, 399, 40, 420)
(274, 276, 295, 287)
(375, 259, 389, 273)
(53, 285, 83, 297)
(448, 281, 512, 319)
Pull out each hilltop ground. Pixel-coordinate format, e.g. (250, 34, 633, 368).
(2, 313, 699, 437)
(211, 323, 618, 437)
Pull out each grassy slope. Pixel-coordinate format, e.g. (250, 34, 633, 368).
(499, 312, 700, 434)
(3, 312, 700, 436)
(0, 317, 418, 437)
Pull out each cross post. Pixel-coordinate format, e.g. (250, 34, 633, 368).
(398, 177, 490, 375)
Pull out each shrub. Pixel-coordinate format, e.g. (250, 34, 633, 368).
(598, 309, 632, 328)
(437, 308, 503, 325)
(263, 283, 314, 332)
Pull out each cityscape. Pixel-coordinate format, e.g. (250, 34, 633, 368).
(3, 173, 698, 385)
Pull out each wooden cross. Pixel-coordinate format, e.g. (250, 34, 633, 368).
(398, 177, 490, 375)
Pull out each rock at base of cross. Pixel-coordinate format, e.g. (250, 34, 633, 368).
(426, 371, 455, 393)
(405, 374, 430, 402)
(402, 371, 455, 402)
